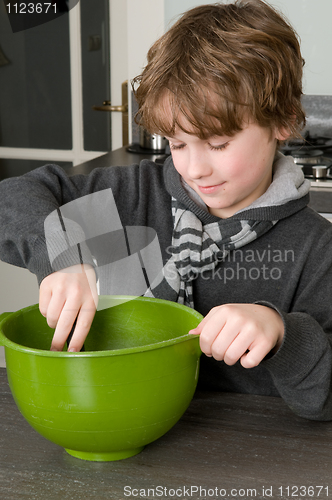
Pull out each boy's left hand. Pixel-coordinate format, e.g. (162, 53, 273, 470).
(189, 304, 284, 368)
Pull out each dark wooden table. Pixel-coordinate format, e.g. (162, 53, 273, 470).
(0, 368, 331, 500)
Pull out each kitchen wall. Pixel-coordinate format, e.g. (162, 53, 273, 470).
(127, 0, 164, 143)
(165, 0, 332, 96)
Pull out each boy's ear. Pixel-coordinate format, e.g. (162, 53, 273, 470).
(275, 114, 298, 141)
(275, 126, 292, 142)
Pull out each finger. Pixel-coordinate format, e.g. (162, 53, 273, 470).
(39, 280, 52, 318)
(188, 307, 220, 335)
(208, 324, 243, 362)
(199, 313, 228, 357)
(68, 310, 95, 352)
(50, 301, 80, 351)
(222, 337, 250, 366)
(44, 292, 67, 329)
(61, 264, 98, 308)
(51, 296, 97, 352)
(67, 301, 97, 352)
(240, 340, 272, 369)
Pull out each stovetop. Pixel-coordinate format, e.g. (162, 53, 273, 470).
(280, 131, 332, 186)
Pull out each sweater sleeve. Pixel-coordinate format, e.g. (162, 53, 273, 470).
(0, 164, 83, 282)
(0, 161, 171, 286)
(260, 227, 332, 421)
(0, 163, 134, 284)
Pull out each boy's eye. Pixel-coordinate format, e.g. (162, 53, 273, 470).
(208, 142, 229, 151)
(169, 143, 186, 150)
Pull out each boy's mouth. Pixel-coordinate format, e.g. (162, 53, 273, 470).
(197, 182, 225, 194)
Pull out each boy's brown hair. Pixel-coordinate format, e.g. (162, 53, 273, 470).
(133, 0, 306, 140)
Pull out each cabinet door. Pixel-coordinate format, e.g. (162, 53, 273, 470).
(0, 1, 112, 178)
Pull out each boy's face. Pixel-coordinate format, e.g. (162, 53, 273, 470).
(166, 122, 284, 218)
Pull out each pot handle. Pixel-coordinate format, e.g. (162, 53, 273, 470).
(0, 312, 11, 346)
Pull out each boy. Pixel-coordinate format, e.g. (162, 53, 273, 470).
(1, 0, 332, 421)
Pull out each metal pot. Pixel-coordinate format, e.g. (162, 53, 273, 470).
(139, 127, 168, 152)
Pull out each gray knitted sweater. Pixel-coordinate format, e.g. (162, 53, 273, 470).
(0, 155, 332, 420)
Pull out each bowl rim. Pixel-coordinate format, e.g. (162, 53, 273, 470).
(0, 296, 202, 358)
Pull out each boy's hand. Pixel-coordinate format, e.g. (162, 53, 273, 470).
(189, 304, 284, 368)
(39, 264, 98, 352)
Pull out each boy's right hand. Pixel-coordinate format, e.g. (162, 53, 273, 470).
(39, 264, 98, 352)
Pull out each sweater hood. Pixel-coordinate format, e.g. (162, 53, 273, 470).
(163, 152, 311, 223)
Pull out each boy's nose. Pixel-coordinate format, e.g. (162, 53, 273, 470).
(187, 153, 213, 179)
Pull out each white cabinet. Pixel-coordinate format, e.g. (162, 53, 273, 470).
(0, 261, 39, 367)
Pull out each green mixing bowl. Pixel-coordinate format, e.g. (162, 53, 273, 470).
(0, 296, 202, 461)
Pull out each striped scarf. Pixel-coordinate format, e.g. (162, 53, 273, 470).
(145, 197, 277, 308)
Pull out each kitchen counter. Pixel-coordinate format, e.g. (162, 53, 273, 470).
(0, 367, 331, 500)
(64, 146, 167, 176)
